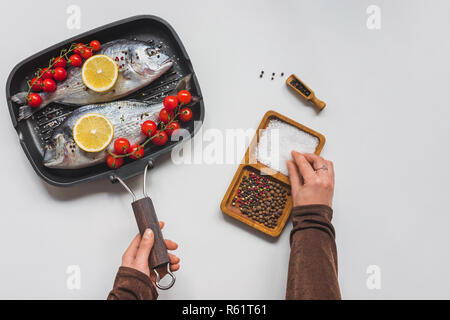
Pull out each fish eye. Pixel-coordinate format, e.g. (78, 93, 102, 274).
(146, 48, 162, 58)
(146, 48, 158, 56)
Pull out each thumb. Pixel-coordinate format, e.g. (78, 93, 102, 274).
(135, 229, 154, 266)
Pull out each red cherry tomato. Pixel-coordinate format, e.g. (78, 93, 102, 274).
(74, 43, 86, 55)
(90, 40, 101, 52)
(106, 155, 124, 169)
(165, 121, 180, 136)
(141, 120, 157, 137)
(30, 77, 43, 91)
(163, 95, 179, 111)
(128, 144, 145, 160)
(42, 79, 56, 92)
(53, 57, 67, 68)
(80, 47, 93, 59)
(27, 93, 42, 108)
(159, 108, 174, 124)
(53, 67, 67, 82)
(152, 130, 168, 146)
(114, 138, 131, 155)
(40, 68, 54, 80)
(179, 107, 193, 122)
(177, 90, 192, 105)
(68, 54, 82, 67)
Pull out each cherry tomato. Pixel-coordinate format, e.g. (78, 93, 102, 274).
(128, 144, 144, 160)
(165, 121, 180, 136)
(141, 120, 157, 137)
(152, 130, 168, 146)
(106, 155, 124, 169)
(74, 43, 86, 55)
(159, 108, 174, 124)
(177, 90, 192, 105)
(42, 79, 56, 92)
(179, 107, 193, 122)
(81, 47, 93, 59)
(68, 54, 82, 67)
(30, 77, 43, 91)
(90, 40, 101, 52)
(163, 95, 179, 111)
(53, 57, 67, 68)
(114, 138, 131, 155)
(40, 68, 54, 80)
(53, 67, 67, 82)
(27, 93, 42, 108)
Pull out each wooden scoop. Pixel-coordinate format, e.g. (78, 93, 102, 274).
(286, 74, 326, 111)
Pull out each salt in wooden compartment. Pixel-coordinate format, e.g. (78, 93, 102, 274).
(221, 110, 326, 237)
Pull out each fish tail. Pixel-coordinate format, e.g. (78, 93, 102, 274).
(18, 105, 34, 121)
(174, 74, 192, 92)
(11, 92, 35, 121)
(11, 91, 27, 105)
(174, 74, 202, 105)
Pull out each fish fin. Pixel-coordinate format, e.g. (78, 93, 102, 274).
(11, 91, 27, 105)
(122, 68, 135, 80)
(173, 74, 192, 93)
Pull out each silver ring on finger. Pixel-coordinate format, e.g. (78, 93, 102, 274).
(315, 165, 328, 172)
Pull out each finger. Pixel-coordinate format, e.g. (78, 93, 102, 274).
(169, 253, 180, 265)
(303, 153, 327, 171)
(326, 160, 334, 175)
(165, 239, 178, 250)
(291, 151, 315, 180)
(170, 264, 180, 272)
(287, 160, 302, 195)
(134, 229, 154, 266)
(326, 160, 335, 185)
(159, 221, 165, 230)
(122, 234, 141, 264)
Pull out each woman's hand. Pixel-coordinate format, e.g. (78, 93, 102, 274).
(121, 221, 180, 286)
(287, 151, 335, 208)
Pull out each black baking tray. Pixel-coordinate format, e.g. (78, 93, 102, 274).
(5, 15, 204, 187)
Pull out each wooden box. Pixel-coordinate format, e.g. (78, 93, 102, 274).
(220, 110, 326, 237)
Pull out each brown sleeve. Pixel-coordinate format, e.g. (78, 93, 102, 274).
(286, 205, 341, 300)
(107, 266, 158, 300)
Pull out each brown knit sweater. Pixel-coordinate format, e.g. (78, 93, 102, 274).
(107, 266, 158, 300)
(286, 204, 341, 299)
(108, 205, 341, 300)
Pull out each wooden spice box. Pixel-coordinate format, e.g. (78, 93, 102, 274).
(220, 110, 326, 237)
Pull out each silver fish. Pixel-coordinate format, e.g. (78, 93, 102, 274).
(43, 75, 192, 169)
(12, 39, 173, 121)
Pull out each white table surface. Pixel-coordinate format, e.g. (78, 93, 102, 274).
(1, 0, 449, 299)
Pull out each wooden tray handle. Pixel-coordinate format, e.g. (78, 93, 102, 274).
(131, 197, 170, 269)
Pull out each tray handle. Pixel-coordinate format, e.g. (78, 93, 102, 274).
(131, 197, 170, 269)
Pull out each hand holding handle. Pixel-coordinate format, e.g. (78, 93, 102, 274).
(131, 197, 170, 269)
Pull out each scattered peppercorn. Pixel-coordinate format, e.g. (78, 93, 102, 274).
(281, 72, 284, 76)
(232, 172, 288, 229)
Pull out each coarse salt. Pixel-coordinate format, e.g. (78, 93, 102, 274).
(256, 119, 319, 175)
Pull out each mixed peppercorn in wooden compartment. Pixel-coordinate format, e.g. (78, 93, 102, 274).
(232, 172, 289, 229)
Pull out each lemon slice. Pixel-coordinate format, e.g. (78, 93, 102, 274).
(81, 54, 118, 92)
(73, 113, 114, 152)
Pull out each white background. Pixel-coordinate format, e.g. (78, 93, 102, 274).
(0, 0, 449, 299)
